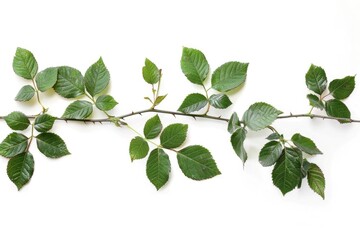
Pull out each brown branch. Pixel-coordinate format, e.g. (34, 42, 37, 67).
(0, 109, 359, 124)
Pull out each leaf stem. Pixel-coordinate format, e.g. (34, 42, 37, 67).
(151, 70, 162, 109)
(202, 84, 211, 115)
(85, 92, 112, 118)
(26, 121, 35, 152)
(31, 78, 47, 113)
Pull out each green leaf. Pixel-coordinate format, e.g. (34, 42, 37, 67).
(180, 47, 209, 85)
(160, 123, 188, 149)
(143, 115, 162, 139)
(142, 58, 161, 84)
(259, 141, 283, 167)
(211, 62, 248, 92)
(228, 112, 241, 134)
(272, 148, 302, 195)
(242, 102, 283, 131)
(328, 76, 355, 100)
(266, 133, 281, 140)
(146, 148, 171, 190)
(177, 145, 221, 180)
(0, 133, 28, 158)
(85, 57, 110, 97)
(7, 152, 34, 190)
(307, 94, 324, 110)
(301, 159, 311, 179)
(209, 94, 232, 109)
(53, 66, 85, 98)
(154, 95, 167, 106)
(129, 137, 149, 161)
(325, 99, 351, 123)
(36, 133, 70, 158)
(95, 95, 118, 111)
(34, 114, 56, 132)
(160, 124, 188, 149)
(12, 47, 38, 79)
(230, 128, 247, 163)
(15, 85, 35, 102)
(307, 163, 325, 199)
(305, 64, 327, 95)
(5, 111, 30, 130)
(62, 100, 93, 119)
(35, 67, 58, 92)
(177, 93, 208, 114)
(291, 133, 322, 155)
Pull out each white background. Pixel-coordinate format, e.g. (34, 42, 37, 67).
(0, 0, 360, 239)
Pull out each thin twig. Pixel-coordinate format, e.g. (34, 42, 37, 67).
(0, 109, 359, 124)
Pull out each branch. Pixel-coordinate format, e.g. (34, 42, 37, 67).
(0, 109, 359, 124)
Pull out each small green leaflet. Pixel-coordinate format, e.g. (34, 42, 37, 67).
(154, 95, 167, 106)
(36, 132, 70, 158)
(177, 145, 221, 180)
(142, 58, 161, 84)
(34, 114, 56, 132)
(146, 148, 171, 190)
(7, 152, 34, 190)
(177, 93, 208, 114)
(180, 47, 209, 85)
(15, 85, 35, 102)
(84, 57, 110, 97)
(259, 141, 283, 167)
(129, 137, 149, 161)
(95, 95, 118, 111)
(143, 115, 162, 139)
(272, 148, 302, 195)
(53, 66, 85, 98)
(0, 133, 28, 158)
(325, 99, 351, 123)
(305, 64, 327, 95)
(266, 132, 281, 140)
(328, 76, 355, 100)
(5, 111, 30, 130)
(228, 112, 241, 134)
(12, 47, 38, 79)
(211, 61, 248, 92)
(307, 163, 325, 199)
(209, 94, 232, 109)
(35, 67, 58, 92)
(230, 127, 247, 163)
(62, 100, 93, 119)
(307, 94, 324, 110)
(291, 133, 322, 155)
(160, 124, 188, 149)
(242, 102, 282, 131)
